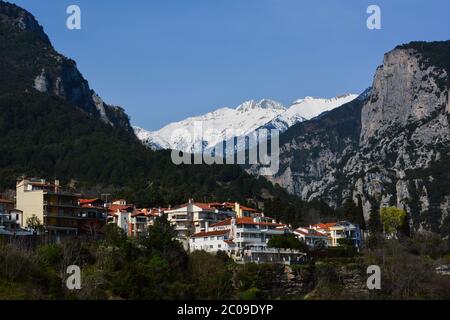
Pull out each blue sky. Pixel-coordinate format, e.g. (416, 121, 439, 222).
(10, 0, 450, 130)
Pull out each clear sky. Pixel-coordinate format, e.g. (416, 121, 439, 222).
(9, 0, 450, 130)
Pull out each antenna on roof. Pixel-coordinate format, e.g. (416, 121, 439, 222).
(101, 193, 112, 206)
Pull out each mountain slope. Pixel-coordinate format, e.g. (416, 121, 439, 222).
(0, 1, 132, 132)
(251, 41, 450, 236)
(0, 1, 332, 224)
(135, 94, 357, 152)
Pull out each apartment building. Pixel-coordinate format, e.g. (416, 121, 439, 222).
(78, 198, 108, 235)
(107, 202, 164, 237)
(189, 216, 305, 264)
(294, 227, 331, 248)
(310, 221, 362, 248)
(166, 200, 236, 241)
(0, 198, 24, 233)
(16, 178, 106, 235)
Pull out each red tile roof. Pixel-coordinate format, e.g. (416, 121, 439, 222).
(191, 229, 229, 238)
(0, 198, 13, 204)
(108, 204, 134, 213)
(311, 222, 337, 230)
(79, 198, 102, 205)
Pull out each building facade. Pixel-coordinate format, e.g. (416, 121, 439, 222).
(16, 178, 106, 235)
(166, 200, 236, 242)
(189, 216, 305, 264)
(310, 221, 362, 248)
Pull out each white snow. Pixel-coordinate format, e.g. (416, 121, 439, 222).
(134, 94, 358, 152)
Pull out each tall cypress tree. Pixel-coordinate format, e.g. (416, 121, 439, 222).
(342, 198, 358, 223)
(368, 203, 383, 235)
(356, 195, 367, 230)
(400, 210, 412, 237)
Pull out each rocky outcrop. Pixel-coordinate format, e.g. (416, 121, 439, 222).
(0, 2, 133, 133)
(251, 41, 450, 235)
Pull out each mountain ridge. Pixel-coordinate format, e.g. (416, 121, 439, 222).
(250, 40, 450, 236)
(135, 94, 358, 152)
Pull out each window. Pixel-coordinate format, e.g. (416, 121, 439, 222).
(209, 245, 213, 249)
(218, 244, 221, 249)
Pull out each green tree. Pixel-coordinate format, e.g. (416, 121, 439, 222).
(368, 204, 383, 235)
(342, 198, 358, 223)
(356, 195, 366, 230)
(267, 234, 308, 251)
(25, 214, 44, 232)
(104, 224, 127, 247)
(380, 207, 407, 238)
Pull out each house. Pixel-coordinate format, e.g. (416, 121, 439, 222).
(15, 178, 106, 235)
(189, 216, 306, 264)
(78, 198, 107, 236)
(0, 198, 27, 234)
(294, 227, 330, 248)
(310, 221, 362, 248)
(166, 199, 236, 244)
(107, 204, 164, 237)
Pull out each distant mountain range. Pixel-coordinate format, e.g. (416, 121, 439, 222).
(134, 94, 358, 152)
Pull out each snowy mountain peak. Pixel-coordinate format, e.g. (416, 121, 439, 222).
(236, 99, 285, 112)
(134, 93, 358, 152)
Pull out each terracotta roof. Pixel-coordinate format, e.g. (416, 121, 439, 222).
(221, 201, 257, 212)
(79, 198, 102, 205)
(191, 229, 229, 238)
(108, 204, 134, 213)
(210, 218, 232, 227)
(171, 202, 218, 211)
(295, 228, 328, 238)
(311, 222, 337, 230)
(0, 198, 13, 204)
(131, 211, 147, 217)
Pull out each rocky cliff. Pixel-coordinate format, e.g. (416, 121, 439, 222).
(0, 1, 133, 132)
(252, 41, 450, 235)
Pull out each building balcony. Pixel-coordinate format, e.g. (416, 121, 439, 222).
(44, 201, 80, 208)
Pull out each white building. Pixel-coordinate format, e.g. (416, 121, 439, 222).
(166, 200, 236, 242)
(310, 221, 362, 248)
(294, 227, 330, 248)
(107, 203, 163, 238)
(189, 216, 306, 264)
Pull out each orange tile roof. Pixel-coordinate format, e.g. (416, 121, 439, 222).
(108, 204, 134, 213)
(312, 222, 337, 230)
(191, 229, 229, 238)
(79, 198, 102, 204)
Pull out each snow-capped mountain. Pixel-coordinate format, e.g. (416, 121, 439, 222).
(134, 94, 358, 152)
